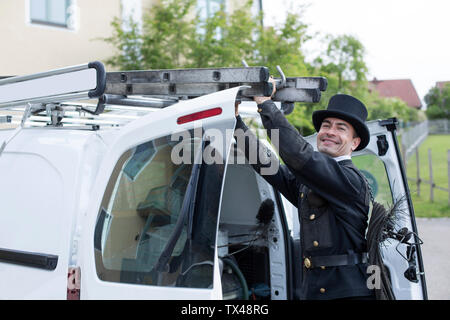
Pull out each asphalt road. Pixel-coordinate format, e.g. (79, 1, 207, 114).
(416, 217, 450, 300)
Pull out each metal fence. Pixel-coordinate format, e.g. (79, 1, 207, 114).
(400, 119, 450, 161)
(400, 119, 450, 206)
(407, 148, 450, 206)
(428, 119, 450, 135)
(400, 121, 429, 161)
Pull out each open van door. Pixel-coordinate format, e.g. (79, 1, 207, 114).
(303, 118, 427, 300)
(81, 87, 239, 299)
(353, 118, 427, 299)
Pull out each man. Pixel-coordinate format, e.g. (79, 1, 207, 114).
(234, 82, 375, 300)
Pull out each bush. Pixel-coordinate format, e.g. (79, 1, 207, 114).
(286, 104, 316, 136)
(367, 96, 419, 122)
(425, 84, 450, 120)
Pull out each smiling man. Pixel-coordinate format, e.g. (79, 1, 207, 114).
(234, 89, 375, 300)
(317, 118, 360, 157)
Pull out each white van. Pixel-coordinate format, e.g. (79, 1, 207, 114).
(0, 62, 427, 299)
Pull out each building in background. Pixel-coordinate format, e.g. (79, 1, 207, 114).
(435, 81, 450, 91)
(369, 78, 422, 109)
(1, 0, 121, 75)
(0, 0, 262, 76)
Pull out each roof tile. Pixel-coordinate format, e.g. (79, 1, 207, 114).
(369, 78, 422, 108)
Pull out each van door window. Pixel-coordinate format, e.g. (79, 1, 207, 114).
(353, 154, 394, 206)
(94, 132, 224, 289)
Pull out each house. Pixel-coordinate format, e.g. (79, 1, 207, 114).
(0, 0, 261, 76)
(0, 0, 127, 76)
(435, 81, 450, 91)
(369, 78, 422, 109)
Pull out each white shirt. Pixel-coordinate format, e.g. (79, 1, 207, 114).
(333, 155, 352, 162)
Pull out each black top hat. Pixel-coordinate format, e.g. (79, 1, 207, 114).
(312, 94, 369, 151)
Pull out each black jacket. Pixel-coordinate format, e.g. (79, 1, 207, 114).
(234, 100, 373, 300)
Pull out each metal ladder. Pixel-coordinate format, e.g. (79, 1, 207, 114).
(0, 61, 327, 128)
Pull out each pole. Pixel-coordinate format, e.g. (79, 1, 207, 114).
(416, 147, 420, 197)
(448, 149, 450, 206)
(402, 142, 407, 176)
(428, 148, 434, 202)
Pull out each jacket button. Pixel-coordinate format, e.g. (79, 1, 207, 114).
(257, 108, 262, 113)
(320, 266, 326, 270)
(309, 214, 315, 220)
(300, 192, 304, 199)
(313, 241, 319, 247)
(304, 258, 311, 269)
(320, 288, 326, 294)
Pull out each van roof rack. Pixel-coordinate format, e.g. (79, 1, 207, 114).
(0, 61, 327, 128)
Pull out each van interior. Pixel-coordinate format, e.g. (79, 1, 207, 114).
(218, 144, 285, 300)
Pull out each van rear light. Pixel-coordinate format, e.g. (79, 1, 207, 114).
(67, 267, 81, 300)
(177, 107, 222, 124)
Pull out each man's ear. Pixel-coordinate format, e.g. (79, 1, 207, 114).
(352, 137, 361, 151)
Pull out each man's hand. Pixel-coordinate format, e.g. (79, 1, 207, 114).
(236, 77, 276, 116)
(254, 77, 277, 105)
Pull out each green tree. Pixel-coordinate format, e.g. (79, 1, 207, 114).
(365, 93, 419, 123)
(287, 34, 368, 135)
(102, 0, 315, 135)
(101, 16, 144, 70)
(186, 1, 258, 68)
(141, 0, 196, 68)
(314, 34, 368, 92)
(285, 105, 315, 135)
(254, 12, 311, 77)
(101, 0, 419, 135)
(103, 0, 197, 70)
(102, 0, 311, 74)
(424, 84, 450, 119)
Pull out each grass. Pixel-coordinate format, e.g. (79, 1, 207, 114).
(405, 135, 450, 217)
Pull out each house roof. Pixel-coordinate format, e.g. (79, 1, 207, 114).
(369, 78, 422, 108)
(436, 81, 450, 90)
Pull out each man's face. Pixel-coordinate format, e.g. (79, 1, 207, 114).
(316, 117, 361, 157)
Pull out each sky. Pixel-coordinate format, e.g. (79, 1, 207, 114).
(261, 0, 450, 105)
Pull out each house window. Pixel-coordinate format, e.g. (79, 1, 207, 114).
(30, 0, 73, 28)
(197, 0, 224, 21)
(197, 0, 225, 39)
